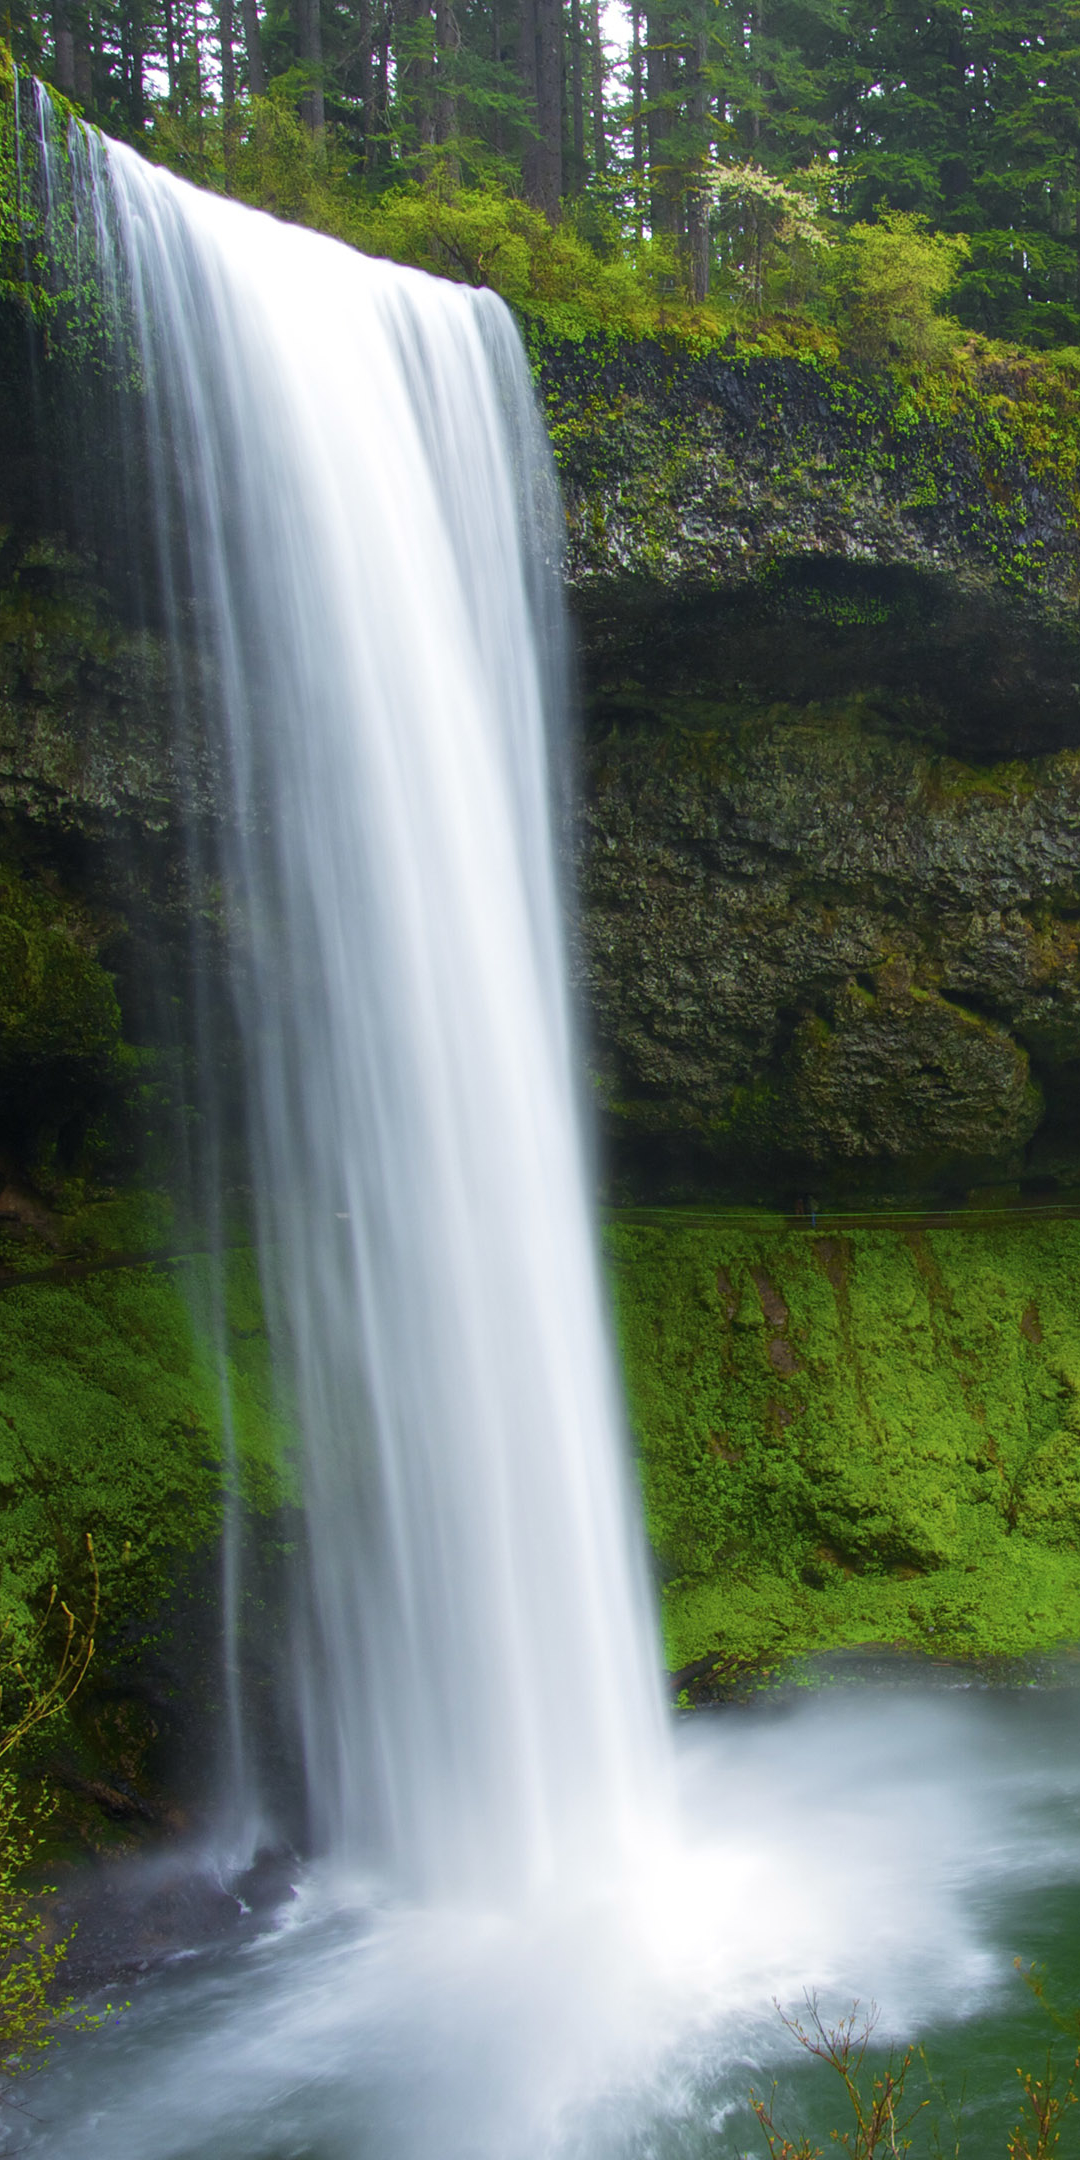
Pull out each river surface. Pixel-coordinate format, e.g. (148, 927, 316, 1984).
(17, 1670, 1080, 2160)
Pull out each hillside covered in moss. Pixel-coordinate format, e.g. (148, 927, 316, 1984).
(610, 1211, 1080, 1687)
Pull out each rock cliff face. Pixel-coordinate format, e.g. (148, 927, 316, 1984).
(537, 338, 1080, 1200)
(6, 333, 1080, 1207)
(7, 319, 1080, 1733)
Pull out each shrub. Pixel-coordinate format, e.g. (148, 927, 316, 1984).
(829, 210, 969, 369)
(0, 1538, 104, 2102)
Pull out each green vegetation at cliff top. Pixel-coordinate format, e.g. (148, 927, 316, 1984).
(607, 1212, 1080, 1686)
(8, 54, 1080, 388)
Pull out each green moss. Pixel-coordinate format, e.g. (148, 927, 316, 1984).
(49, 1186, 177, 1256)
(0, 867, 121, 1068)
(0, 857, 137, 1178)
(607, 1212, 1080, 1683)
(548, 336, 1080, 607)
(0, 1248, 294, 1660)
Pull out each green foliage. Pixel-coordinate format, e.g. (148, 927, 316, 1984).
(0, 57, 106, 348)
(0, 1535, 112, 2098)
(0, 1247, 294, 1662)
(135, 91, 703, 342)
(751, 1976, 1080, 2160)
(0, 1773, 81, 2090)
(606, 1213, 1080, 1680)
(751, 1997, 927, 2160)
(12, 34, 1080, 365)
(1008, 1966, 1080, 2160)
(0, 866, 121, 1073)
(829, 213, 970, 371)
(348, 184, 661, 340)
(0, 1533, 97, 1764)
(7, 0, 1080, 344)
(0, 840, 133, 1178)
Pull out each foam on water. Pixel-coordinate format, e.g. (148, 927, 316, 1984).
(23, 1686, 1080, 2158)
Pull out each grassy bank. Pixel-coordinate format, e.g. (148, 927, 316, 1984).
(607, 1209, 1080, 1689)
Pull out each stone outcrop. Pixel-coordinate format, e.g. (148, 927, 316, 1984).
(536, 337, 1080, 1199)
(7, 329, 1080, 1201)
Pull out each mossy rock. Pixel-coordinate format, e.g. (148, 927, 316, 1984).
(577, 695, 1080, 1200)
(0, 1222, 295, 1833)
(606, 1210, 1080, 1685)
(0, 870, 121, 1066)
(782, 963, 1042, 1166)
(0, 861, 133, 1170)
(0, 1247, 294, 1659)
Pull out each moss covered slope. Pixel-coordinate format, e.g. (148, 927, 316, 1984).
(0, 1246, 291, 1641)
(0, 1232, 295, 1830)
(608, 1210, 1080, 1687)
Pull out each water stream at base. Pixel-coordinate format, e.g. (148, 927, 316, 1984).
(19, 1678, 1080, 2158)
(17, 109, 1080, 2160)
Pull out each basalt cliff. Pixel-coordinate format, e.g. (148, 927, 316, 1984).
(539, 337, 1080, 1205)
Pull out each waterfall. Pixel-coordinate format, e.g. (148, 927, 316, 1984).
(50, 114, 669, 1901)
(17, 94, 1080, 2160)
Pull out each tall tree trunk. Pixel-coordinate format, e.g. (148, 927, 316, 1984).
(294, 0, 325, 134)
(519, 0, 540, 203)
(492, 0, 504, 157)
(130, 4, 145, 125)
(219, 0, 235, 188)
(684, 187, 709, 300)
(631, 0, 644, 235)
(53, 0, 76, 94)
(588, 0, 604, 176)
(73, 11, 93, 105)
(119, 9, 132, 112)
(534, 0, 562, 214)
(191, 0, 205, 116)
(646, 3, 676, 237)
(359, 0, 375, 172)
(399, 0, 435, 153)
(520, 0, 561, 214)
(748, 0, 762, 297)
(163, 0, 178, 97)
(434, 0, 459, 167)
(684, 27, 709, 299)
(569, 0, 584, 194)
(220, 0, 236, 108)
(239, 0, 267, 93)
(375, 0, 391, 171)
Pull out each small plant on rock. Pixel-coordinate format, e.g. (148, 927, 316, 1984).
(0, 1533, 106, 2107)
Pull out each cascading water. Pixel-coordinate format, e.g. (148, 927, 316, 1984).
(62, 117, 670, 1898)
(17, 99, 1080, 2160)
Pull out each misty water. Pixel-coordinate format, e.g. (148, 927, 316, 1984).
(11, 96, 1080, 2160)
(21, 1676, 1080, 2158)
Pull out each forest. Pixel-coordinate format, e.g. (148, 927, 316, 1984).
(5, 0, 1080, 342)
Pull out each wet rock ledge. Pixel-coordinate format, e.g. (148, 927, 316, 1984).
(535, 337, 1080, 1202)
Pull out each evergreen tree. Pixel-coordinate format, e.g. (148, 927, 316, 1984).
(8, 0, 1080, 340)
